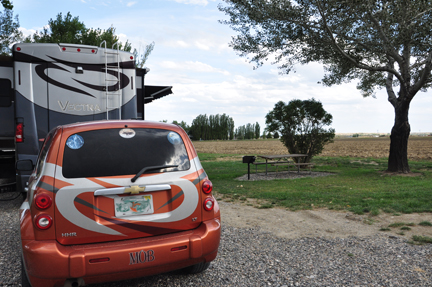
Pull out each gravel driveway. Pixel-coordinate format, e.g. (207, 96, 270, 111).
(1, 193, 432, 287)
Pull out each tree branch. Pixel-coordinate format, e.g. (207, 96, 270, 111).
(411, 50, 432, 96)
(407, 8, 432, 28)
(386, 60, 398, 107)
(315, 1, 402, 80)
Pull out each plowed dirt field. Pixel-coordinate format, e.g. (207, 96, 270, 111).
(193, 137, 432, 161)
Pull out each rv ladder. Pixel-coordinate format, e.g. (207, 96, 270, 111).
(100, 41, 122, 120)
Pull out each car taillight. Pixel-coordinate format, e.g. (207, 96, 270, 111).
(202, 180, 213, 194)
(16, 123, 23, 142)
(35, 214, 53, 230)
(204, 198, 214, 211)
(35, 194, 52, 209)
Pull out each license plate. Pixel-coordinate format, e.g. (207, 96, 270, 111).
(114, 195, 154, 217)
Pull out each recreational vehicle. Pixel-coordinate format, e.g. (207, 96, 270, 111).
(0, 43, 172, 194)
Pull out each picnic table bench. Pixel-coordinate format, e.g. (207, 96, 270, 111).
(270, 161, 315, 173)
(258, 154, 313, 175)
(243, 154, 315, 179)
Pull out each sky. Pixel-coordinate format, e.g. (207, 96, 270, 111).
(13, 0, 432, 134)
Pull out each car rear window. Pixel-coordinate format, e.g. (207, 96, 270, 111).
(62, 128, 190, 178)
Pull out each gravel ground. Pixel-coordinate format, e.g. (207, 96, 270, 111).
(1, 192, 432, 287)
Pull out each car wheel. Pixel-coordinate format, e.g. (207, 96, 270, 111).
(21, 259, 31, 287)
(182, 262, 210, 274)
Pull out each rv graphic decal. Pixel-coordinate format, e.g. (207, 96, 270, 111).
(36, 56, 131, 97)
(58, 101, 102, 112)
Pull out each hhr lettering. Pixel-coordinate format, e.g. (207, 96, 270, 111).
(129, 250, 155, 265)
(61, 232, 77, 237)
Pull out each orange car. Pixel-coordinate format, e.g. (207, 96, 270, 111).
(18, 120, 221, 287)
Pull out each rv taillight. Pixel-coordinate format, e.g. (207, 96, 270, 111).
(62, 47, 66, 51)
(77, 48, 81, 52)
(202, 180, 213, 194)
(35, 214, 53, 230)
(92, 49, 96, 53)
(16, 123, 23, 143)
(16, 47, 21, 51)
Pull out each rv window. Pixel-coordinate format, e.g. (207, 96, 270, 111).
(0, 79, 12, 107)
(62, 128, 190, 178)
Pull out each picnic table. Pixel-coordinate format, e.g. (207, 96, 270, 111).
(255, 154, 313, 175)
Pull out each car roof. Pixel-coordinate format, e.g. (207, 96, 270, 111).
(59, 120, 184, 133)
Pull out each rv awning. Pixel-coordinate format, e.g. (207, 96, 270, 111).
(144, 85, 173, 104)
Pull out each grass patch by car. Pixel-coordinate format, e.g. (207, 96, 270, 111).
(201, 154, 432, 215)
(419, 221, 432, 227)
(410, 235, 432, 245)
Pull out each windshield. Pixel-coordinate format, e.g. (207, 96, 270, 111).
(62, 128, 190, 178)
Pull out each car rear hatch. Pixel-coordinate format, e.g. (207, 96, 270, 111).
(54, 127, 202, 245)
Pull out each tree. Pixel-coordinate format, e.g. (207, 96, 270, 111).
(172, 120, 190, 133)
(1, 0, 12, 9)
(134, 41, 155, 68)
(219, 0, 432, 173)
(25, 12, 132, 52)
(0, 7, 22, 55)
(265, 99, 335, 163)
(189, 114, 235, 140)
(228, 117, 235, 140)
(254, 122, 260, 139)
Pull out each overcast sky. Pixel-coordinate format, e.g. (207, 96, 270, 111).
(14, 0, 432, 134)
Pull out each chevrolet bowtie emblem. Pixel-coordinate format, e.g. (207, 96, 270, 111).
(124, 185, 145, 194)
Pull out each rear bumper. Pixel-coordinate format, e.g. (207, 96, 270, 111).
(22, 218, 221, 287)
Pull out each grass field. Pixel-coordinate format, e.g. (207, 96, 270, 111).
(193, 136, 432, 161)
(195, 138, 432, 215)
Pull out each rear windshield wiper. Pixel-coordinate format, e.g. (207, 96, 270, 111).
(131, 165, 179, 182)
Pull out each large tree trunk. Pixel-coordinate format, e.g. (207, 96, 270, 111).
(387, 100, 411, 173)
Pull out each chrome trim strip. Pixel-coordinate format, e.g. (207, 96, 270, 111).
(94, 184, 171, 196)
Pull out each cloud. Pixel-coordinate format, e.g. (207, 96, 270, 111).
(194, 41, 210, 51)
(18, 27, 36, 38)
(159, 60, 230, 76)
(177, 40, 189, 48)
(127, 1, 137, 7)
(172, 0, 211, 5)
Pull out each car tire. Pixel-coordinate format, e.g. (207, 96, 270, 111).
(182, 262, 210, 274)
(21, 259, 31, 287)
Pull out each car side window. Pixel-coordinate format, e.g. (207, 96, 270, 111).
(34, 129, 57, 177)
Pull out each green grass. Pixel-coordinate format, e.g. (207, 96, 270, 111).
(388, 222, 406, 228)
(419, 221, 432, 227)
(201, 154, 432, 215)
(411, 235, 432, 244)
(379, 227, 391, 231)
(388, 222, 416, 228)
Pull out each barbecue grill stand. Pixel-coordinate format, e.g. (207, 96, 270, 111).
(242, 156, 256, 180)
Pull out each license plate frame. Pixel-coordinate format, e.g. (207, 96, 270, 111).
(114, 195, 154, 217)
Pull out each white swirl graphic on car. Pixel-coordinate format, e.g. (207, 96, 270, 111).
(54, 157, 202, 235)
